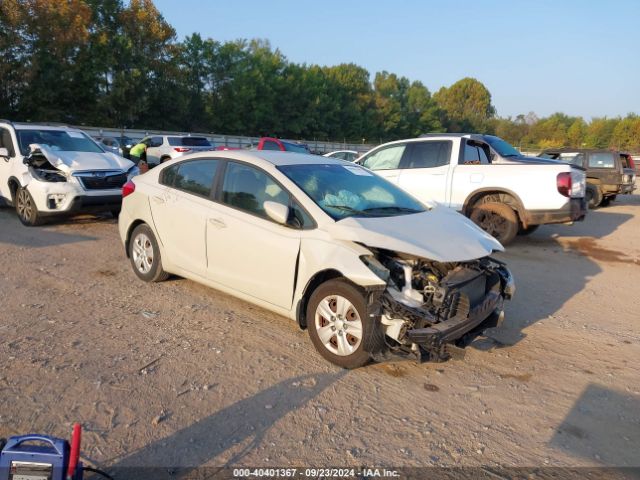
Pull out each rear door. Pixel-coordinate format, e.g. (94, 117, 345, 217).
(396, 140, 453, 204)
(359, 143, 407, 184)
(148, 159, 220, 276)
(0, 127, 18, 201)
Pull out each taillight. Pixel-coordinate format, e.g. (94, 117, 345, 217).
(174, 147, 191, 153)
(629, 157, 636, 170)
(557, 172, 571, 197)
(122, 180, 135, 198)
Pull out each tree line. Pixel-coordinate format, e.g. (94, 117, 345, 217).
(1, 0, 638, 151)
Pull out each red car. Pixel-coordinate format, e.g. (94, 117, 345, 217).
(256, 137, 310, 153)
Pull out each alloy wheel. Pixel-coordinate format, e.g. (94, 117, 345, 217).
(132, 232, 154, 274)
(16, 188, 33, 221)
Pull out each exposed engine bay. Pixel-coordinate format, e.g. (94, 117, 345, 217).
(365, 248, 515, 361)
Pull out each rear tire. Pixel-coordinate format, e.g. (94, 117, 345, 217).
(586, 186, 602, 208)
(600, 197, 611, 207)
(15, 186, 43, 226)
(469, 202, 518, 245)
(306, 279, 383, 369)
(128, 224, 169, 282)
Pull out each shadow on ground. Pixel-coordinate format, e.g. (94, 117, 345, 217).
(0, 209, 99, 247)
(550, 383, 640, 468)
(100, 372, 345, 479)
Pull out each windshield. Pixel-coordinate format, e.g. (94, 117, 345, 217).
(278, 163, 426, 220)
(17, 129, 104, 155)
(484, 136, 521, 157)
(283, 142, 310, 153)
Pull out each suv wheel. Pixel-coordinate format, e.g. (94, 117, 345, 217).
(306, 279, 383, 369)
(129, 224, 169, 282)
(15, 186, 43, 226)
(469, 202, 518, 245)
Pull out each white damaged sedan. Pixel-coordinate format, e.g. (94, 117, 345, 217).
(118, 151, 515, 368)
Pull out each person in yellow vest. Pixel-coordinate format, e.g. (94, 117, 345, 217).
(129, 141, 147, 164)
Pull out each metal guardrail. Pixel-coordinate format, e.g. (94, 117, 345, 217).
(77, 125, 375, 154)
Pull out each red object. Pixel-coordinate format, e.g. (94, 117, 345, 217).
(67, 423, 81, 479)
(556, 172, 572, 197)
(257, 137, 287, 151)
(122, 180, 136, 198)
(173, 147, 191, 153)
(214, 145, 241, 151)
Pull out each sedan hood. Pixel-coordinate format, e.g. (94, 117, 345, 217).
(30, 144, 134, 172)
(328, 207, 504, 262)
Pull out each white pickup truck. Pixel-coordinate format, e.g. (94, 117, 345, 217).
(357, 134, 587, 245)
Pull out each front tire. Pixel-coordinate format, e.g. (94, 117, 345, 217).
(128, 224, 169, 282)
(15, 186, 43, 226)
(469, 202, 518, 245)
(306, 279, 383, 369)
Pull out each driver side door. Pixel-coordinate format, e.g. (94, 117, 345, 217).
(0, 127, 19, 202)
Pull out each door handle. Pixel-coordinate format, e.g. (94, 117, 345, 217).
(151, 195, 165, 204)
(209, 218, 226, 228)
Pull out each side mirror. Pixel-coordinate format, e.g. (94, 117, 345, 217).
(264, 201, 290, 225)
(0, 147, 9, 159)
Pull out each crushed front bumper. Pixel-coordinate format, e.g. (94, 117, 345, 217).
(382, 264, 514, 362)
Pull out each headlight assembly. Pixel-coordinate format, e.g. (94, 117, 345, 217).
(29, 167, 67, 183)
(360, 255, 390, 282)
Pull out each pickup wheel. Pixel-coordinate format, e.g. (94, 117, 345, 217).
(586, 186, 602, 208)
(15, 186, 43, 226)
(470, 202, 518, 245)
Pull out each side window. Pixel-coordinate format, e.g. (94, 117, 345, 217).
(588, 152, 615, 168)
(362, 145, 406, 170)
(222, 162, 282, 218)
(403, 141, 452, 169)
(0, 128, 16, 157)
(161, 159, 219, 197)
(262, 141, 281, 151)
(221, 162, 313, 228)
(462, 142, 490, 165)
(150, 136, 163, 148)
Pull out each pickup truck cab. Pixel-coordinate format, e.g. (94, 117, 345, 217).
(539, 148, 633, 207)
(255, 137, 311, 153)
(357, 134, 587, 245)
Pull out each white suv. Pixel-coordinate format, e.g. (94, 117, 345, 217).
(0, 121, 138, 226)
(139, 135, 215, 166)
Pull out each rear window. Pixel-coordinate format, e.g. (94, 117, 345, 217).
(588, 152, 615, 169)
(556, 152, 585, 167)
(167, 136, 212, 147)
(283, 142, 310, 153)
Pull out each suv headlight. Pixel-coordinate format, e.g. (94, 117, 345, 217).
(29, 167, 67, 183)
(360, 255, 390, 282)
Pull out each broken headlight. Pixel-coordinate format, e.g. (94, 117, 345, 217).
(29, 167, 67, 182)
(360, 255, 390, 282)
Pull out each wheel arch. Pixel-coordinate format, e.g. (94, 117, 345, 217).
(462, 188, 527, 227)
(7, 176, 22, 202)
(295, 269, 355, 330)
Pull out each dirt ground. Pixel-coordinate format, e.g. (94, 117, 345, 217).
(0, 191, 639, 477)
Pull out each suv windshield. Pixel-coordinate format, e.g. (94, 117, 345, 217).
(17, 129, 104, 155)
(484, 136, 521, 157)
(278, 163, 426, 220)
(168, 136, 212, 147)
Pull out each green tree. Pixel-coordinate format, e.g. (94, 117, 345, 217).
(433, 77, 496, 132)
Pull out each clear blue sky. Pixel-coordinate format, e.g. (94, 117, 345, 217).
(154, 0, 639, 120)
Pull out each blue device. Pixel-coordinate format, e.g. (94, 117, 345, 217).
(0, 434, 81, 480)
